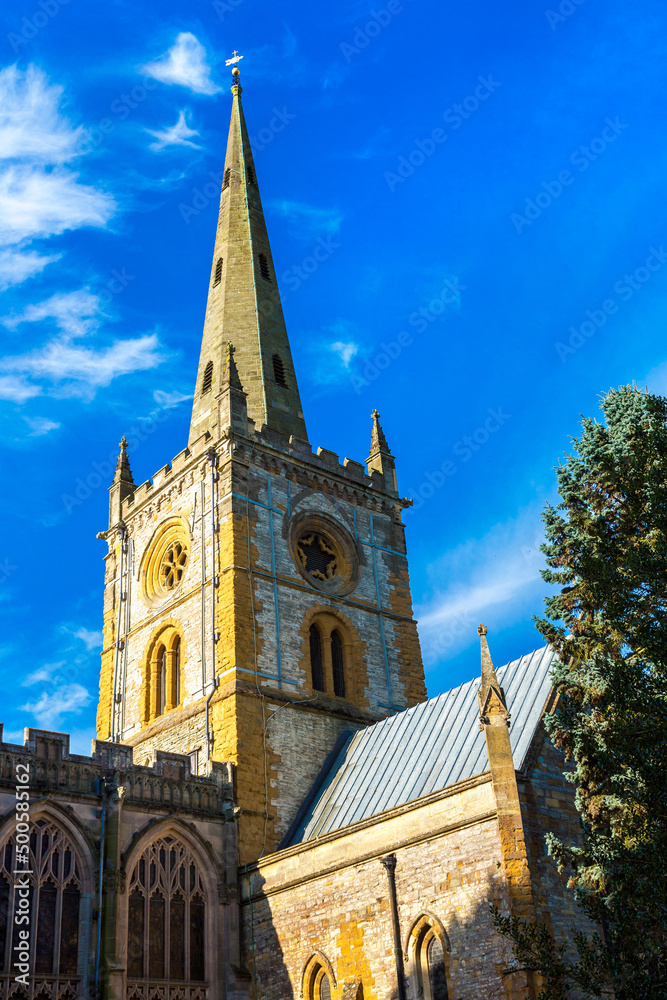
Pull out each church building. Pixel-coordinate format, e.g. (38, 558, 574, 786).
(0, 66, 591, 1000)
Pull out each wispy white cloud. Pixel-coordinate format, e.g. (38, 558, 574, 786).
(345, 126, 394, 161)
(146, 109, 201, 151)
(0, 64, 84, 164)
(23, 663, 62, 687)
(2, 332, 165, 400)
(304, 321, 362, 393)
(21, 656, 91, 730)
(20, 682, 91, 730)
(415, 508, 549, 667)
(0, 66, 115, 259)
(2, 288, 167, 401)
(0, 248, 61, 291)
(72, 626, 103, 651)
(153, 388, 193, 407)
(269, 199, 343, 240)
(330, 340, 358, 368)
(23, 416, 60, 436)
(4, 289, 105, 338)
(0, 375, 40, 403)
(142, 33, 220, 95)
(0, 166, 115, 248)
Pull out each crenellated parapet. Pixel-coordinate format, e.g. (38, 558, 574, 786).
(0, 725, 234, 817)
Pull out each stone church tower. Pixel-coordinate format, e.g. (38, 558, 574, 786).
(97, 69, 426, 864)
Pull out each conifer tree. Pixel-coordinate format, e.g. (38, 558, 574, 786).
(494, 384, 667, 999)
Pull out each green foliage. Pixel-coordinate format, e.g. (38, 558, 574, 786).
(490, 905, 612, 999)
(496, 385, 667, 999)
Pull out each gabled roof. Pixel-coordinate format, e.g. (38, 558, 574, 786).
(284, 645, 556, 846)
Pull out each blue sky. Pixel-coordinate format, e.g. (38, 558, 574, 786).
(1, 0, 666, 752)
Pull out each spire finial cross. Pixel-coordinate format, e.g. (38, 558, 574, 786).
(371, 408, 380, 420)
(225, 49, 244, 69)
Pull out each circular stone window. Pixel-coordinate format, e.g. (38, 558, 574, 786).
(289, 512, 360, 596)
(142, 520, 190, 601)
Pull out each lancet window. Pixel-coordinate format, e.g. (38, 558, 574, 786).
(145, 628, 185, 722)
(126, 837, 206, 986)
(414, 920, 450, 1000)
(306, 960, 333, 1000)
(309, 624, 324, 692)
(307, 616, 350, 699)
(331, 629, 345, 698)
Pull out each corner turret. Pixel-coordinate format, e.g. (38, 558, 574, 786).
(365, 409, 398, 496)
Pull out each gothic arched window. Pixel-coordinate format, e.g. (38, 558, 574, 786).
(331, 629, 345, 698)
(414, 920, 450, 1000)
(127, 837, 207, 986)
(0, 821, 83, 982)
(306, 960, 333, 1000)
(309, 624, 324, 692)
(145, 627, 186, 722)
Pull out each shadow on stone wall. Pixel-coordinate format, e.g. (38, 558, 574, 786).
(242, 866, 532, 1000)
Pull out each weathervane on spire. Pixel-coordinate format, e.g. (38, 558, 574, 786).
(225, 49, 244, 82)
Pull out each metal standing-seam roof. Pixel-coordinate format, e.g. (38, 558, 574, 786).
(284, 645, 557, 846)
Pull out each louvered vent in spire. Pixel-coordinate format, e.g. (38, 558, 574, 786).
(273, 354, 287, 387)
(223, 168, 231, 189)
(247, 165, 256, 185)
(213, 257, 223, 286)
(201, 360, 214, 395)
(259, 253, 271, 281)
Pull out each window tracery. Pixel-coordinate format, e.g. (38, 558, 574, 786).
(126, 837, 206, 988)
(297, 534, 337, 582)
(0, 821, 83, 986)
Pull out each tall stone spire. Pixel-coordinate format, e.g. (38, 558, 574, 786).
(188, 67, 308, 446)
(365, 409, 398, 496)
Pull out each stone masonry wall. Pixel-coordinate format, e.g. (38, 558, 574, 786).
(519, 729, 598, 946)
(243, 776, 520, 1000)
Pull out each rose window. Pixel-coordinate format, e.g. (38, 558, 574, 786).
(296, 533, 338, 582)
(142, 520, 191, 602)
(290, 514, 360, 596)
(160, 541, 188, 590)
